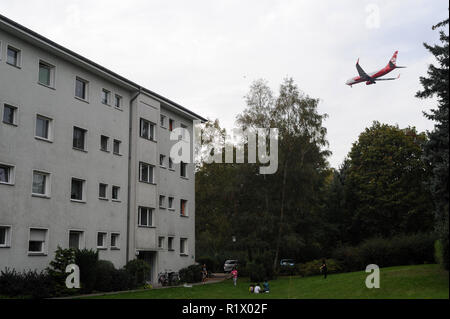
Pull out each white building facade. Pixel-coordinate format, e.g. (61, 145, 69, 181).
(0, 14, 203, 282)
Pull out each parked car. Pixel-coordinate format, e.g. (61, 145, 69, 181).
(223, 260, 238, 272)
(280, 259, 295, 267)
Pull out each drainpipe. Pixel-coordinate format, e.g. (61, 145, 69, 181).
(126, 88, 141, 262)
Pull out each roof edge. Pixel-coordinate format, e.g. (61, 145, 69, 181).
(0, 13, 207, 122)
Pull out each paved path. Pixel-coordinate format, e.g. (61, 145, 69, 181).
(52, 273, 229, 299)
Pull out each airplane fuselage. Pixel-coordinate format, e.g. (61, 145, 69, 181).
(346, 64, 395, 86)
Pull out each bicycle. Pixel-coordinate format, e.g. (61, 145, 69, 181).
(158, 270, 180, 286)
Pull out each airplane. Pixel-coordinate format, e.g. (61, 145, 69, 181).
(345, 51, 406, 87)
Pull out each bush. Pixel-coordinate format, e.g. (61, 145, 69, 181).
(75, 249, 99, 293)
(47, 246, 77, 296)
(94, 260, 116, 292)
(333, 233, 437, 272)
(124, 259, 151, 286)
(0, 268, 53, 299)
(435, 240, 443, 266)
(246, 262, 266, 282)
(196, 256, 217, 274)
(179, 264, 203, 283)
(112, 268, 134, 291)
(296, 259, 342, 277)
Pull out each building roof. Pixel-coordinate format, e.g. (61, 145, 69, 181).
(0, 13, 207, 122)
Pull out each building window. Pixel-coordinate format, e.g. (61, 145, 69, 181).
(35, 115, 52, 140)
(169, 157, 174, 170)
(73, 127, 87, 150)
(169, 119, 174, 131)
(100, 135, 109, 152)
(159, 195, 165, 208)
(111, 233, 120, 249)
(168, 237, 174, 251)
(38, 61, 54, 87)
(159, 154, 166, 167)
(71, 178, 85, 201)
(28, 228, 47, 254)
(75, 77, 88, 100)
(180, 161, 188, 178)
(0, 164, 14, 185)
(99, 183, 107, 199)
(69, 230, 83, 249)
(114, 95, 122, 108)
(32, 171, 50, 197)
(0, 226, 11, 247)
(160, 114, 166, 127)
(112, 186, 120, 201)
(180, 199, 188, 217)
(6, 46, 20, 67)
(3, 104, 17, 125)
(168, 197, 174, 210)
(97, 232, 107, 249)
(180, 124, 188, 141)
(158, 236, 165, 249)
(139, 162, 154, 184)
(113, 139, 121, 155)
(138, 207, 153, 227)
(101, 89, 110, 105)
(140, 118, 156, 141)
(180, 238, 188, 255)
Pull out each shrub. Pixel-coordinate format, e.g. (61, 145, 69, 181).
(246, 262, 266, 282)
(112, 268, 134, 291)
(435, 240, 443, 266)
(296, 259, 342, 277)
(333, 233, 437, 272)
(0, 268, 25, 297)
(75, 248, 99, 293)
(47, 246, 77, 296)
(179, 264, 203, 283)
(94, 260, 116, 292)
(124, 259, 151, 286)
(0, 268, 53, 299)
(196, 256, 217, 274)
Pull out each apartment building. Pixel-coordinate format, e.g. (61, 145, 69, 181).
(0, 14, 205, 282)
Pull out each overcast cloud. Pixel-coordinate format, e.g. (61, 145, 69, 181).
(1, 0, 448, 167)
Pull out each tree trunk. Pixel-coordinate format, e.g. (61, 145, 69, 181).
(273, 160, 288, 270)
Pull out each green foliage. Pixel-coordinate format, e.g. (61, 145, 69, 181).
(196, 256, 217, 274)
(416, 18, 449, 270)
(434, 240, 444, 266)
(74, 248, 99, 293)
(95, 260, 116, 292)
(342, 122, 434, 243)
(0, 268, 53, 299)
(47, 246, 76, 296)
(124, 259, 151, 286)
(296, 259, 342, 277)
(179, 264, 203, 283)
(333, 233, 437, 272)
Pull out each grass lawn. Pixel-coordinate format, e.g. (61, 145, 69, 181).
(84, 264, 448, 299)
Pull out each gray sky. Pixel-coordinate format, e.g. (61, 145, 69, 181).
(1, 0, 447, 167)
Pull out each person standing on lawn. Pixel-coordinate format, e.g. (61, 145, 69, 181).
(320, 259, 328, 279)
(202, 264, 208, 284)
(231, 267, 238, 286)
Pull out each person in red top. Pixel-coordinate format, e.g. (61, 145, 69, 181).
(231, 267, 238, 286)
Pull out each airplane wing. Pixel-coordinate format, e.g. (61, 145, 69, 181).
(375, 74, 401, 81)
(356, 59, 371, 80)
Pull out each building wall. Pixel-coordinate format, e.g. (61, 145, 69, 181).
(0, 28, 131, 270)
(0, 25, 197, 282)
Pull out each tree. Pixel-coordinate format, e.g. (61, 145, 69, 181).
(237, 78, 330, 269)
(416, 17, 449, 269)
(343, 122, 434, 243)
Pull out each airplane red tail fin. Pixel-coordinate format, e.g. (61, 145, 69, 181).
(388, 51, 398, 67)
